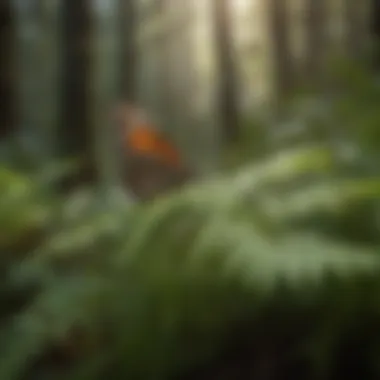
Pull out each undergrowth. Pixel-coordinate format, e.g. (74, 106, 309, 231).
(1, 63, 380, 380)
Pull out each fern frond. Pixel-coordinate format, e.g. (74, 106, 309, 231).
(1, 143, 380, 379)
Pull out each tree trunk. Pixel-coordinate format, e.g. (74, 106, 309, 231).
(344, 0, 362, 58)
(60, 0, 92, 158)
(304, 0, 326, 86)
(91, 0, 128, 201)
(119, 0, 137, 102)
(268, 0, 295, 99)
(212, 0, 240, 144)
(13, 0, 61, 167)
(0, 0, 15, 139)
(371, 0, 380, 70)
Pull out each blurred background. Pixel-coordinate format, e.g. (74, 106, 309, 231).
(1, 1, 380, 379)
(1, 0, 378, 179)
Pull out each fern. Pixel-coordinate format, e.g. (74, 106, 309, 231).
(1, 142, 380, 379)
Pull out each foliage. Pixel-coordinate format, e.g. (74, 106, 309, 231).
(228, 62, 380, 166)
(1, 138, 380, 380)
(1, 62, 380, 380)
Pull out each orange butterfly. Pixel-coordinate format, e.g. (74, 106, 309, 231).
(114, 103, 182, 168)
(113, 103, 191, 200)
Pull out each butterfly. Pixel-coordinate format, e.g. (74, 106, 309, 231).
(113, 103, 191, 199)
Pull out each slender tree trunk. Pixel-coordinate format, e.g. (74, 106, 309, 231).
(371, 0, 380, 70)
(156, 2, 174, 130)
(57, 0, 98, 192)
(91, 0, 128, 202)
(303, 0, 326, 86)
(14, 0, 42, 146)
(268, 0, 295, 99)
(0, 0, 14, 139)
(38, 0, 62, 160)
(119, 0, 137, 102)
(344, 0, 366, 59)
(60, 0, 92, 157)
(13, 0, 61, 167)
(212, 0, 240, 144)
